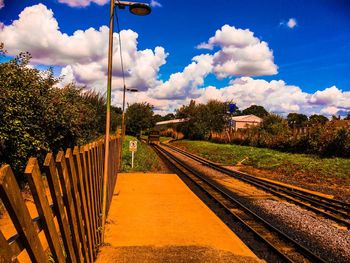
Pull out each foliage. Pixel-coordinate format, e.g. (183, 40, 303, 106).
(125, 102, 154, 136)
(287, 112, 308, 127)
(0, 46, 121, 181)
(121, 135, 160, 172)
(309, 114, 329, 125)
(176, 100, 229, 140)
(344, 112, 350, 120)
(242, 105, 269, 118)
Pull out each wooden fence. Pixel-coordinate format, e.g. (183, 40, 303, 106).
(0, 137, 121, 262)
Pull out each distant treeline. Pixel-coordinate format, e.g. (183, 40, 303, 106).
(0, 46, 121, 180)
(169, 100, 350, 158)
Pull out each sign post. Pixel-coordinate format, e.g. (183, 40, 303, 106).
(129, 140, 137, 168)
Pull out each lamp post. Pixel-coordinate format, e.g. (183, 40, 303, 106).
(121, 86, 138, 138)
(102, 0, 151, 243)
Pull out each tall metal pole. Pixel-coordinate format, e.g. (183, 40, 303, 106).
(101, 0, 114, 243)
(121, 85, 126, 139)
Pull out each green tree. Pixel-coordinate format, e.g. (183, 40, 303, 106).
(287, 113, 308, 127)
(125, 102, 154, 136)
(242, 105, 269, 118)
(0, 50, 56, 178)
(152, 114, 163, 124)
(162, 113, 175, 121)
(309, 114, 329, 125)
(261, 114, 287, 135)
(176, 100, 206, 139)
(204, 100, 230, 133)
(0, 44, 114, 180)
(175, 100, 229, 139)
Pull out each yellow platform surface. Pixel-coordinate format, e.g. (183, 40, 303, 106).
(96, 173, 260, 262)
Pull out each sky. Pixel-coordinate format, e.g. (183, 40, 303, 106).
(0, 0, 349, 116)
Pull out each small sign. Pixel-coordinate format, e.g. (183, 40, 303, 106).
(229, 103, 237, 114)
(129, 140, 137, 152)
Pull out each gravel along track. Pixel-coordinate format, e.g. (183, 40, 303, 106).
(253, 200, 350, 263)
(162, 145, 350, 263)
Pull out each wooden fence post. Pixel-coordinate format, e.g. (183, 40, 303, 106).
(65, 149, 90, 263)
(44, 153, 77, 263)
(24, 158, 66, 263)
(73, 146, 94, 262)
(80, 146, 97, 256)
(0, 165, 46, 262)
(0, 230, 18, 262)
(56, 151, 84, 262)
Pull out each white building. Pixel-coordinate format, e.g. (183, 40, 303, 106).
(230, 115, 262, 131)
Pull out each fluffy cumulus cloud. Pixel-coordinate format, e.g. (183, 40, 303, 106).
(1, 4, 348, 116)
(58, 0, 108, 7)
(0, 4, 167, 95)
(197, 25, 278, 78)
(151, 54, 213, 99)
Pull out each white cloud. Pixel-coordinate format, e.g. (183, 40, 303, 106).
(320, 106, 339, 116)
(151, 54, 213, 99)
(0, 4, 167, 96)
(150, 0, 162, 8)
(58, 0, 108, 7)
(308, 86, 350, 109)
(287, 18, 297, 29)
(0, 0, 4, 9)
(194, 77, 307, 114)
(197, 25, 278, 77)
(280, 18, 297, 29)
(1, 4, 348, 117)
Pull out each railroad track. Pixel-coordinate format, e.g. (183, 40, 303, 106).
(152, 144, 325, 263)
(162, 142, 350, 229)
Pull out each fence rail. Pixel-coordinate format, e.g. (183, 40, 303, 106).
(0, 137, 121, 262)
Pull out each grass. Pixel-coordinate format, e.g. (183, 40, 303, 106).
(121, 135, 161, 172)
(160, 136, 173, 142)
(171, 140, 350, 181)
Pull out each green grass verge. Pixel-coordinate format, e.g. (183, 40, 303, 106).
(121, 135, 160, 172)
(171, 140, 350, 181)
(160, 136, 173, 142)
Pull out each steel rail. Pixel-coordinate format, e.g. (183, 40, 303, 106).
(162, 143, 350, 228)
(153, 144, 326, 263)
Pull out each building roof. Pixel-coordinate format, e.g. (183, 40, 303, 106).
(231, 114, 262, 122)
(155, 118, 189, 126)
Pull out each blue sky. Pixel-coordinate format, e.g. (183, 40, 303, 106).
(0, 0, 349, 116)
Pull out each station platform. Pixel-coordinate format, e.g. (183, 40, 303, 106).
(96, 173, 260, 262)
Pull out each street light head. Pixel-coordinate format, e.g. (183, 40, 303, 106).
(129, 3, 151, 16)
(126, 87, 138, 92)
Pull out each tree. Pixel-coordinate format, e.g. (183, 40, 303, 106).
(175, 100, 230, 139)
(176, 100, 206, 139)
(309, 114, 328, 125)
(344, 112, 350, 120)
(261, 114, 287, 135)
(242, 105, 269, 118)
(152, 114, 163, 124)
(125, 102, 154, 136)
(204, 100, 230, 133)
(287, 113, 308, 127)
(0, 44, 115, 180)
(163, 113, 175, 121)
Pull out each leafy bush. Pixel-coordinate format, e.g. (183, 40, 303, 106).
(0, 46, 121, 181)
